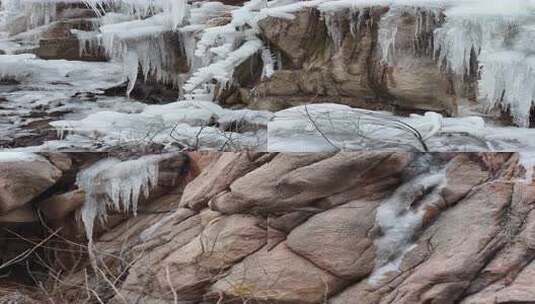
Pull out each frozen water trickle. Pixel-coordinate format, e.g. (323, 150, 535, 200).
(369, 172, 445, 286)
(519, 152, 535, 184)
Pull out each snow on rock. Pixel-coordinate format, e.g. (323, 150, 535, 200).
(48, 100, 272, 151)
(268, 103, 535, 152)
(0, 151, 40, 162)
(183, 39, 263, 93)
(370, 171, 445, 285)
(3, 0, 535, 151)
(0, 54, 128, 146)
(82, 0, 187, 29)
(0, 54, 124, 89)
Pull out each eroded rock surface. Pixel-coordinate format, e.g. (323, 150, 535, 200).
(1, 152, 535, 304)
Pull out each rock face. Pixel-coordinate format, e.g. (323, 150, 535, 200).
(0, 154, 62, 215)
(35, 19, 106, 61)
(2, 151, 532, 304)
(24, 2, 473, 117)
(225, 7, 468, 116)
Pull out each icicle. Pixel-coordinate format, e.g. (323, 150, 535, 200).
(323, 11, 344, 51)
(124, 50, 139, 97)
(260, 47, 274, 79)
(377, 8, 399, 66)
(478, 52, 535, 127)
(518, 152, 535, 184)
(76, 155, 166, 266)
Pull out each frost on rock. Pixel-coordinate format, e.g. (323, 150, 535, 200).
(518, 152, 535, 184)
(76, 154, 169, 253)
(369, 171, 445, 285)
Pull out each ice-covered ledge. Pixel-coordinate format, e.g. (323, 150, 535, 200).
(4, 0, 535, 124)
(3, 0, 535, 151)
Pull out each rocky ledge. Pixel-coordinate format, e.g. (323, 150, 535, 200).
(0, 152, 534, 303)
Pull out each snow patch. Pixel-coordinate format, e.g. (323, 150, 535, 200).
(369, 172, 445, 285)
(0, 151, 42, 162)
(268, 103, 535, 152)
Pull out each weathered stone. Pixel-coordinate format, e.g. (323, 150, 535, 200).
(287, 199, 379, 279)
(462, 262, 535, 304)
(179, 152, 267, 210)
(0, 155, 62, 215)
(215, 152, 410, 214)
(258, 9, 329, 68)
(35, 20, 106, 61)
(380, 182, 514, 303)
(209, 243, 347, 303)
(37, 189, 84, 220)
(42, 152, 73, 172)
(441, 154, 490, 205)
(155, 214, 267, 299)
(0, 204, 37, 223)
(4, 152, 534, 304)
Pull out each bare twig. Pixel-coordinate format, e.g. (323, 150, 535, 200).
(304, 104, 341, 152)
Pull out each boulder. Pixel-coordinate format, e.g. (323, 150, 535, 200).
(287, 199, 379, 279)
(0, 154, 62, 215)
(212, 152, 411, 214)
(37, 189, 84, 220)
(154, 214, 267, 299)
(0, 204, 37, 223)
(209, 243, 347, 303)
(179, 153, 270, 210)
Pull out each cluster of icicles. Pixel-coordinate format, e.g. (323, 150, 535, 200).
(375, 0, 535, 127)
(3, 0, 535, 126)
(70, 0, 535, 127)
(71, 0, 272, 99)
(73, 153, 179, 266)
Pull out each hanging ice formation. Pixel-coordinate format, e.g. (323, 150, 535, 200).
(0, 0, 72, 34)
(358, 0, 535, 127)
(73, 0, 292, 100)
(184, 0, 535, 126)
(435, 1, 535, 127)
(76, 154, 167, 249)
(73, 0, 189, 96)
(518, 152, 535, 184)
(4, 0, 535, 127)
